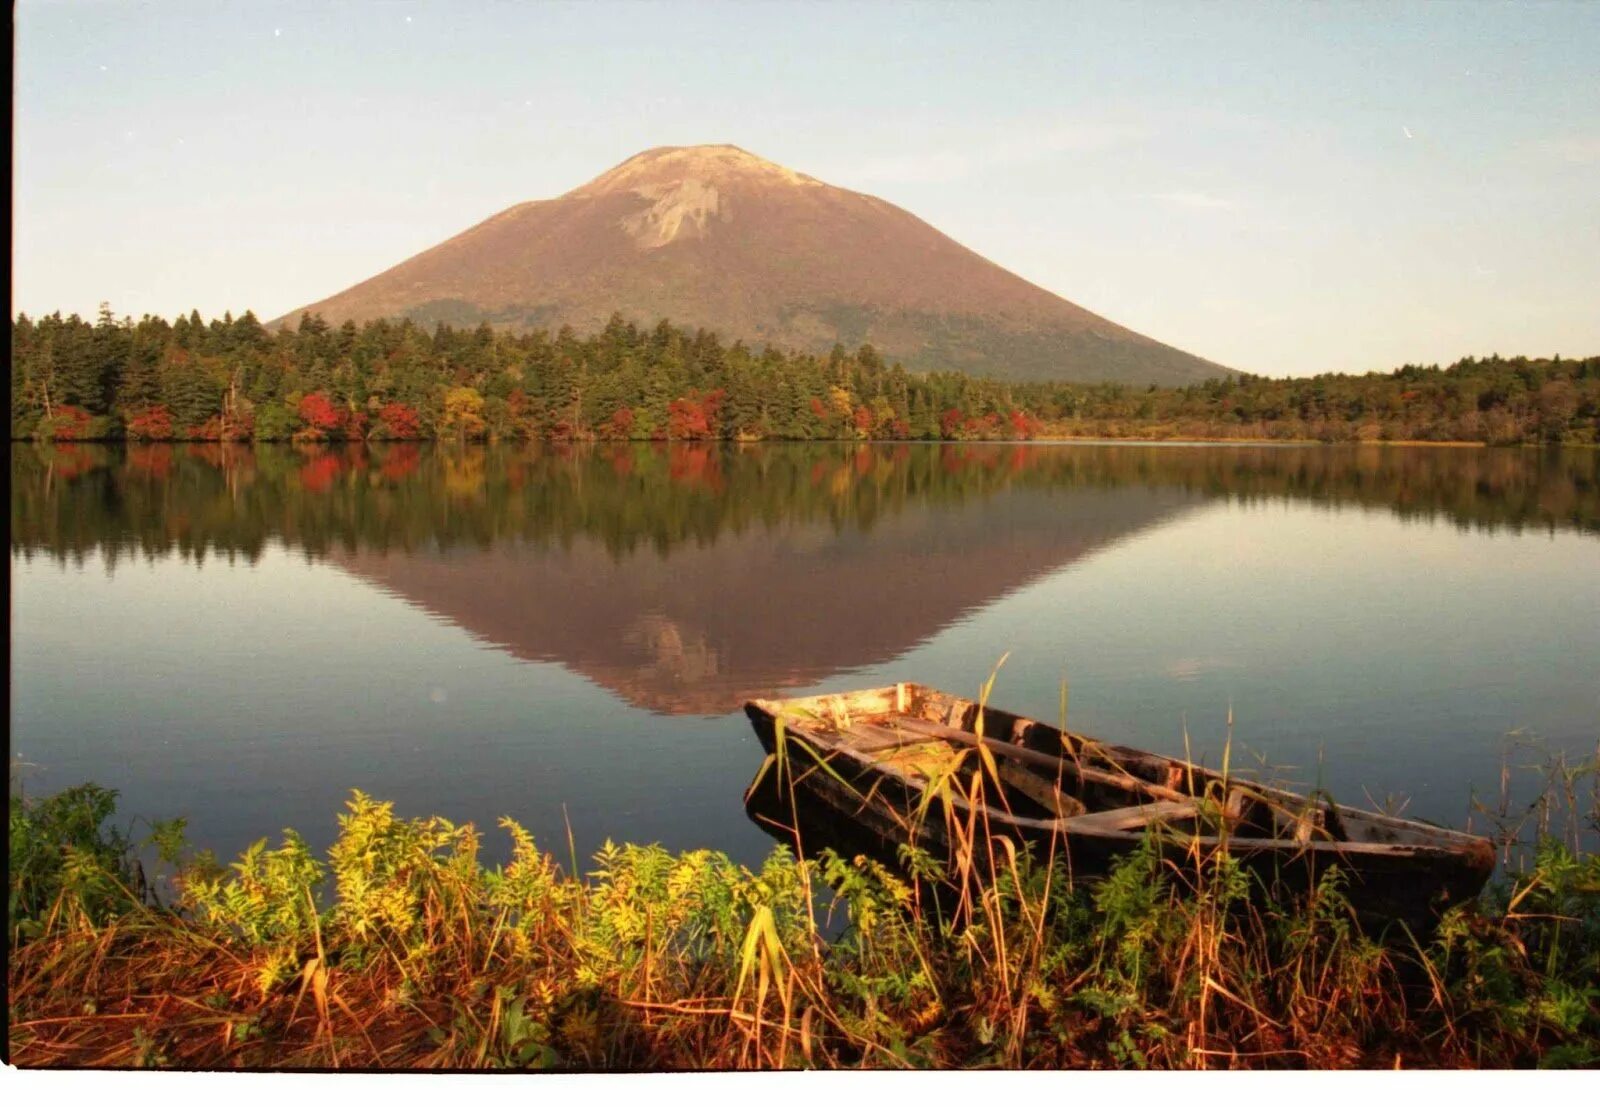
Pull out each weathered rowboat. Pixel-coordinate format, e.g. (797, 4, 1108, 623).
(744, 682, 1495, 923)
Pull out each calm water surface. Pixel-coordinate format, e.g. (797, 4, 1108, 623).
(11, 441, 1599, 868)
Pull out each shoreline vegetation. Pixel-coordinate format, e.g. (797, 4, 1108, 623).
(1040, 435, 1495, 447)
(11, 308, 1599, 447)
(7, 738, 1598, 1070)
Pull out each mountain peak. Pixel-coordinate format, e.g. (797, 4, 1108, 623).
(282, 145, 1231, 385)
(570, 144, 821, 199)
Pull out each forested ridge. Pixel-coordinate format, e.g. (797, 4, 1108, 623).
(11, 307, 1599, 445)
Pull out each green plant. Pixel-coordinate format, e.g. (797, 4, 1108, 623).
(9, 783, 141, 941)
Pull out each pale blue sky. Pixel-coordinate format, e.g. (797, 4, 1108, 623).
(14, 0, 1600, 376)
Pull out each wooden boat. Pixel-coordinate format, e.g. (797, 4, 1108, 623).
(744, 682, 1495, 923)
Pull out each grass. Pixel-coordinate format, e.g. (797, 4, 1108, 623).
(7, 735, 1599, 1070)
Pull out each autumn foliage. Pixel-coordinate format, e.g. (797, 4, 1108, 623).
(297, 392, 346, 440)
(668, 389, 725, 440)
(38, 406, 94, 441)
(441, 387, 487, 439)
(607, 406, 637, 440)
(372, 403, 421, 440)
(125, 405, 175, 441)
(1008, 409, 1043, 439)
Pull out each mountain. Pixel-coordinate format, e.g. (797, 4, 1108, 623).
(282, 144, 1230, 385)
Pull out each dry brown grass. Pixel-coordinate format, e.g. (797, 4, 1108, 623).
(8, 739, 1598, 1070)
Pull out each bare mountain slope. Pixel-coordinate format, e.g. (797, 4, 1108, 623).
(283, 144, 1228, 385)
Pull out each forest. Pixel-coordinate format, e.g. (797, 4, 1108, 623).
(10, 307, 1600, 445)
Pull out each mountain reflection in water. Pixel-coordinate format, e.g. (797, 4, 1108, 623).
(11, 441, 1599, 717)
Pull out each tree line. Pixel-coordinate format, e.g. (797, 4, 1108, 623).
(10, 306, 1599, 445)
(1053, 356, 1600, 445)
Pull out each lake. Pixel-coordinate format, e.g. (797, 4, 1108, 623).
(10, 440, 1599, 871)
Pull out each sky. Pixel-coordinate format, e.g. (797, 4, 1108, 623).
(12, 0, 1600, 377)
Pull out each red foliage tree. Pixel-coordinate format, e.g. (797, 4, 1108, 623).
(668, 389, 724, 440)
(940, 408, 965, 439)
(967, 412, 1000, 439)
(1007, 408, 1043, 439)
(298, 392, 345, 439)
(126, 405, 175, 441)
(852, 405, 874, 435)
(43, 406, 93, 441)
(376, 402, 423, 440)
(668, 398, 707, 439)
(608, 406, 636, 439)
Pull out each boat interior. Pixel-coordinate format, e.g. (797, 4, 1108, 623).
(753, 683, 1468, 850)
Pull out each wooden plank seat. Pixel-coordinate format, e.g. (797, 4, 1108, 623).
(876, 715, 1187, 802)
(1060, 799, 1203, 833)
(845, 721, 936, 754)
(841, 719, 1139, 820)
(845, 721, 1085, 816)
